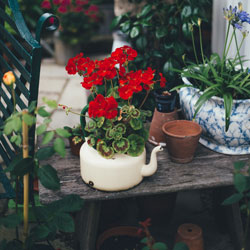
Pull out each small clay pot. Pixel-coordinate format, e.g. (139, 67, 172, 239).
(162, 120, 202, 163)
(69, 137, 84, 156)
(149, 108, 178, 146)
(175, 223, 204, 250)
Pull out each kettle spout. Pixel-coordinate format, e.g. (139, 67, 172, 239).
(141, 145, 163, 177)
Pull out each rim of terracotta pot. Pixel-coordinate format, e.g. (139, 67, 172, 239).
(162, 120, 202, 139)
(96, 226, 143, 250)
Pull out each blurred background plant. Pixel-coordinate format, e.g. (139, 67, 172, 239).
(40, 0, 103, 46)
(112, 0, 212, 90)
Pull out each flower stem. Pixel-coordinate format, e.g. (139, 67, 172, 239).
(233, 29, 243, 70)
(11, 85, 16, 112)
(191, 26, 199, 65)
(221, 21, 231, 74)
(225, 31, 234, 58)
(198, 22, 205, 65)
(139, 90, 150, 109)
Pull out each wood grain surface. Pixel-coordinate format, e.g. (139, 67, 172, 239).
(39, 141, 250, 204)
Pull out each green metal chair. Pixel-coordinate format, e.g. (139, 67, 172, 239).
(0, 0, 58, 198)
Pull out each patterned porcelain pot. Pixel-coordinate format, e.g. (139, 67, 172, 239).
(179, 77, 250, 155)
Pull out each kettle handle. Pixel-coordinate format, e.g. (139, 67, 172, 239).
(80, 104, 89, 138)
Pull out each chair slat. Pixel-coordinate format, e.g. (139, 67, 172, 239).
(0, 24, 32, 65)
(0, 40, 31, 82)
(0, 7, 19, 34)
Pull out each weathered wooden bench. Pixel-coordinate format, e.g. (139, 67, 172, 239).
(39, 141, 250, 250)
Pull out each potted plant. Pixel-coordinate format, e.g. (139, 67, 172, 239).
(148, 89, 179, 146)
(65, 45, 166, 191)
(173, 2, 250, 155)
(41, 0, 102, 65)
(64, 124, 85, 156)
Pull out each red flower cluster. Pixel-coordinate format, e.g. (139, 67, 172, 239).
(41, 0, 99, 21)
(88, 94, 118, 119)
(66, 46, 167, 119)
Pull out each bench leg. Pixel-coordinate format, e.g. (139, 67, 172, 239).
(75, 200, 102, 250)
(213, 186, 244, 250)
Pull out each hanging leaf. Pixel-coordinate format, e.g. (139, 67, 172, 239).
(222, 193, 243, 205)
(53, 137, 66, 157)
(114, 123, 126, 134)
(96, 117, 105, 128)
(127, 134, 145, 156)
(38, 164, 60, 190)
(156, 27, 168, 38)
(36, 124, 47, 135)
(130, 26, 140, 38)
(85, 120, 96, 132)
(0, 214, 22, 228)
(130, 118, 142, 130)
(37, 106, 50, 117)
(36, 146, 55, 161)
(23, 113, 35, 126)
(137, 4, 152, 18)
(55, 128, 71, 138)
(42, 131, 55, 145)
(136, 37, 147, 50)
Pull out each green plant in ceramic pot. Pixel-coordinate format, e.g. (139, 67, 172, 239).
(173, 2, 250, 155)
(64, 46, 166, 191)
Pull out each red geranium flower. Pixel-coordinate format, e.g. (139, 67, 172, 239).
(88, 94, 118, 119)
(41, 0, 51, 9)
(159, 73, 167, 87)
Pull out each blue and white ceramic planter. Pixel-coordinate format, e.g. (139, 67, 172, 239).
(179, 77, 250, 155)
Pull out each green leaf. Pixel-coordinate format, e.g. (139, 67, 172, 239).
(142, 247, 150, 250)
(11, 157, 34, 177)
(222, 193, 243, 205)
(28, 100, 37, 113)
(163, 60, 174, 75)
(13, 116, 22, 132)
(55, 128, 71, 138)
(0, 214, 22, 228)
(182, 23, 191, 38)
(53, 212, 75, 232)
(47, 195, 84, 213)
(181, 6, 192, 20)
(234, 173, 247, 193)
(31, 225, 51, 240)
(173, 242, 189, 250)
(156, 27, 168, 38)
(42, 97, 57, 108)
(137, 4, 152, 18)
(120, 20, 131, 33)
(110, 15, 122, 30)
(36, 146, 55, 160)
(54, 137, 66, 157)
(136, 37, 147, 50)
(23, 113, 35, 126)
(140, 237, 148, 244)
(152, 242, 168, 250)
(36, 124, 47, 135)
(223, 93, 233, 131)
(38, 164, 60, 190)
(130, 26, 140, 38)
(37, 107, 50, 117)
(42, 131, 54, 145)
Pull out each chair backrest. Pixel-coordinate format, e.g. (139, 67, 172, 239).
(0, 0, 58, 165)
(0, 0, 58, 198)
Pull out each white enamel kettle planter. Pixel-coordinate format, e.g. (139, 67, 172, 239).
(79, 142, 163, 191)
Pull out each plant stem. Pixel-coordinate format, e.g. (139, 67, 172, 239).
(191, 26, 199, 65)
(225, 31, 234, 58)
(233, 29, 243, 70)
(198, 22, 205, 65)
(11, 85, 16, 112)
(139, 90, 150, 109)
(221, 22, 231, 74)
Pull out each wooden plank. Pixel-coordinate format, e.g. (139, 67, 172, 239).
(39, 141, 250, 204)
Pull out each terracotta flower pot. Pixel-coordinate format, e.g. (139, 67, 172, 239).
(69, 137, 84, 157)
(149, 108, 178, 146)
(175, 223, 204, 250)
(96, 226, 143, 250)
(162, 120, 202, 163)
